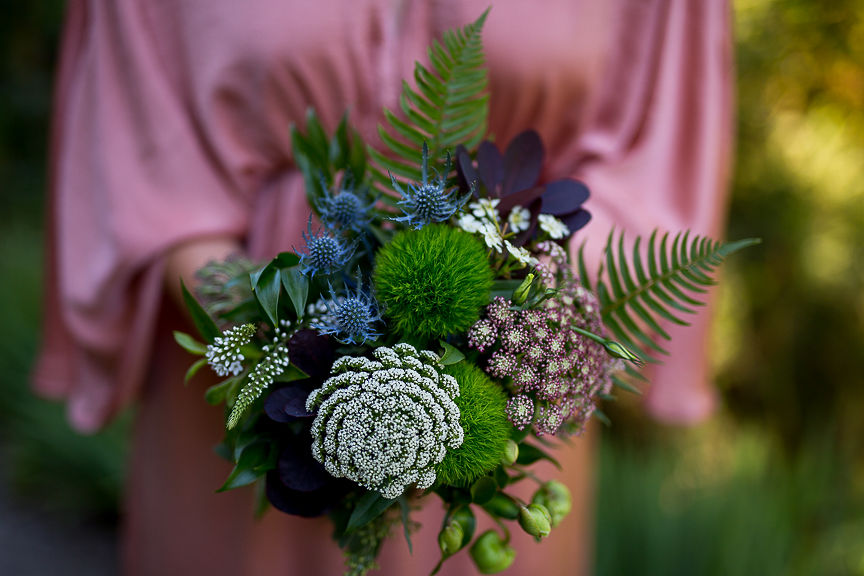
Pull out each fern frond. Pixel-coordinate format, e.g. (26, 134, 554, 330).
(369, 9, 489, 186)
(595, 229, 760, 365)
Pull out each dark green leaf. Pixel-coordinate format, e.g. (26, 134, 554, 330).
(174, 331, 207, 355)
(253, 266, 281, 327)
(346, 491, 396, 532)
(273, 252, 301, 269)
(180, 280, 221, 343)
(273, 363, 310, 382)
(204, 377, 240, 406)
(217, 441, 277, 492)
(438, 341, 465, 365)
(398, 496, 413, 554)
(184, 358, 208, 385)
(281, 268, 309, 320)
(515, 443, 561, 470)
(469, 476, 497, 505)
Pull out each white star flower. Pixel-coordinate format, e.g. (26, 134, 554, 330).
(538, 214, 570, 240)
(480, 221, 504, 252)
(457, 213, 483, 234)
(507, 206, 531, 233)
(505, 240, 538, 266)
(470, 198, 501, 221)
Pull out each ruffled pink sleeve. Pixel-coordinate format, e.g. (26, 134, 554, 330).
(571, 0, 734, 423)
(34, 3, 249, 432)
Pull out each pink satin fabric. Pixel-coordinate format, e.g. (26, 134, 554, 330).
(36, 1, 733, 574)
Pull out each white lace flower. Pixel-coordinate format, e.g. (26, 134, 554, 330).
(306, 344, 463, 499)
(507, 206, 531, 233)
(538, 214, 570, 239)
(505, 240, 538, 266)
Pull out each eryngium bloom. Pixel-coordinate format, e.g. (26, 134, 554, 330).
(298, 218, 355, 277)
(390, 143, 469, 229)
(305, 344, 464, 499)
(313, 283, 383, 345)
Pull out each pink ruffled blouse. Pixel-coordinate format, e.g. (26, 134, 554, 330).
(36, 1, 732, 574)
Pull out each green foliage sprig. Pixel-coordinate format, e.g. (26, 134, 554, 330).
(369, 10, 489, 186)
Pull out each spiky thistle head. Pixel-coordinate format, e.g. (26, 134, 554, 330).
(298, 216, 355, 277)
(390, 143, 469, 230)
(315, 179, 375, 233)
(313, 280, 383, 345)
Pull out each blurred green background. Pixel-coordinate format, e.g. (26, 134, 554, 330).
(0, 1, 862, 574)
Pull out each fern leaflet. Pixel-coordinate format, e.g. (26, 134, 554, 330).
(369, 9, 489, 188)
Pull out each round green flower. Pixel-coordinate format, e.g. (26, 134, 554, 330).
(436, 361, 510, 487)
(373, 224, 493, 339)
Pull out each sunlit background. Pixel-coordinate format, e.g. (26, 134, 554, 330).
(1, 1, 862, 574)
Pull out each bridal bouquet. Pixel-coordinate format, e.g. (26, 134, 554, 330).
(175, 11, 756, 575)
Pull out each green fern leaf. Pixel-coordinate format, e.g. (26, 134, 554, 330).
(596, 229, 760, 366)
(369, 9, 490, 186)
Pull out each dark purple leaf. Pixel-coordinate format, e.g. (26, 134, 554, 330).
(541, 179, 590, 215)
(502, 131, 544, 196)
(288, 329, 335, 383)
(265, 386, 313, 422)
(276, 441, 331, 492)
(561, 209, 592, 233)
(455, 146, 479, 198)
(266, 470, 343, 517)
(498, 185, 545, 217)
(476, 141, 504, 197)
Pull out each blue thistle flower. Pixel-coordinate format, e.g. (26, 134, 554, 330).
(315, 180, 375, 234)
(298, 217, 355, 277)
(390, 143, 469, 230)
(313, 281, 382, 345)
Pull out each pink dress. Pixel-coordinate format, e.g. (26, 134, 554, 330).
(36, 1, 733, 574)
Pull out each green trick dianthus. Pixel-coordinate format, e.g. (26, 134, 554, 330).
(373, 224, 493, 339)
(436, 361, 510, 487)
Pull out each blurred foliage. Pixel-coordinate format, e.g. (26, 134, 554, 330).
(0, 0, 128, 518)
(596, 420, 864, 576)
(715, 0, 864, 457)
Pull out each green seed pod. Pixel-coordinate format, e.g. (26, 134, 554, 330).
(512, 273, 535, 305)
(532, 480, 572, 527)
(470, 530, 516, 574)
(518, 504, 552, 541)
(482, 492, 521, 520)
(501, 439, 519, 466)
(439, 520, 464, 557)
(450, 506, 476, 548)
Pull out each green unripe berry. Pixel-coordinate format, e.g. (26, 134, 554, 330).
(482, 492, 521, 520)
(470, 530, 516, 574)
(439, 520, 464, 557)
(518, 504, 552, 541)
(532, 480, 572, 527)
(450, 506, 476, 548)
(501, 440, 519, 466)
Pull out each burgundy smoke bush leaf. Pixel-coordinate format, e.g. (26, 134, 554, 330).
(541, 180, 590, 215)
(264, 386, 313, 422)
(476, 141, 504, 196)
(287, 329, 335, 384)
(276, 440, 331, 492)
(502, 131, 543, 196)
